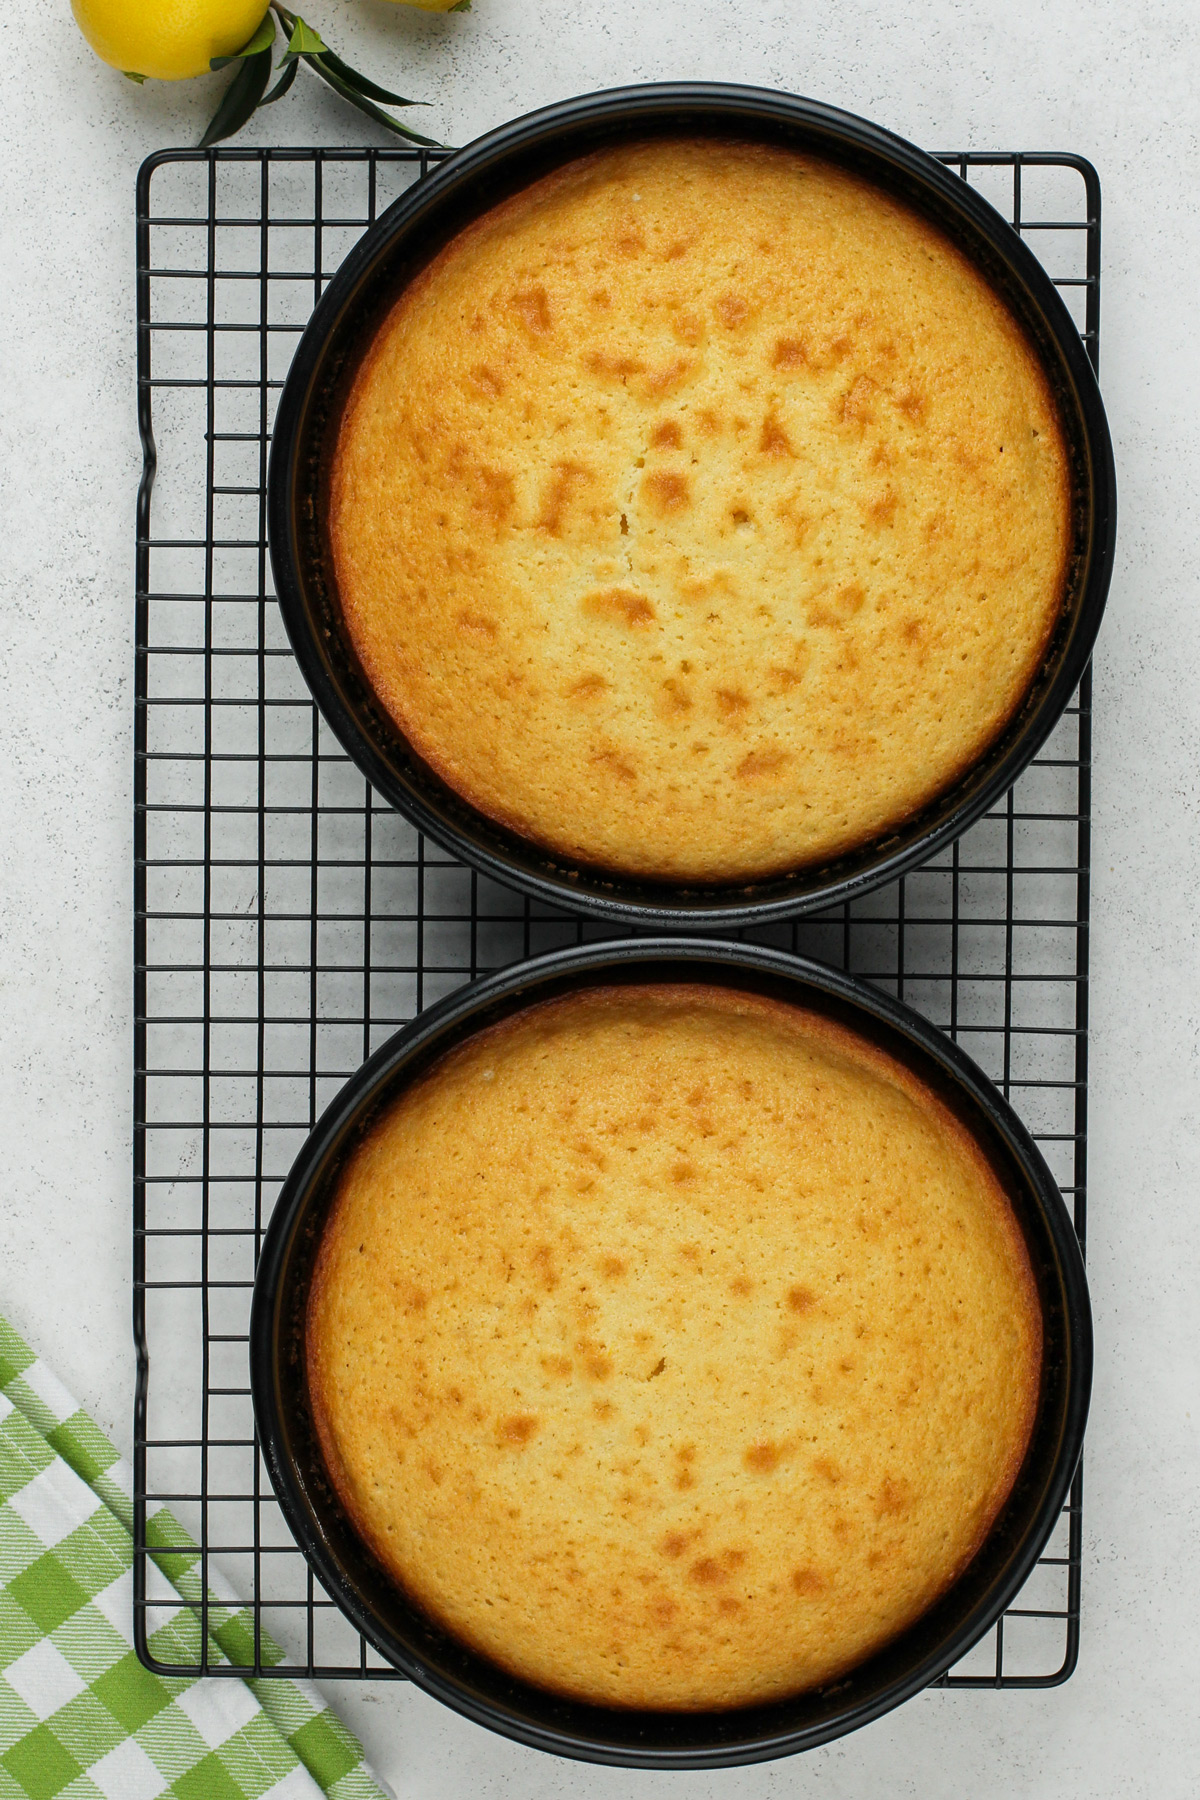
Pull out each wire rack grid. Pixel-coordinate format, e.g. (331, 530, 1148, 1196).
(133, 141, 1099, 1688)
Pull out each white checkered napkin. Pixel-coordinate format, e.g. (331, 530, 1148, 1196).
(0, 1317, 393, 1800)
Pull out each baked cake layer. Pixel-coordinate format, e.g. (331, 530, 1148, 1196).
(330, 139, 1071, 882)
(307, 984, 1042, 1709)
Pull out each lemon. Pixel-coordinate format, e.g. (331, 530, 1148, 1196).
(71, 0, 271, 81)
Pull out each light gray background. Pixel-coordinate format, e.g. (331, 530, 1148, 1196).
(1, 0, 1197, 1794)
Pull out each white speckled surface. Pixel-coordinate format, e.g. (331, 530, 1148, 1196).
(2, 0, 1198, 1792)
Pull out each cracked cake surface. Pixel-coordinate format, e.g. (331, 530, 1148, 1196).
(306, 983, 1043, 1709)
(328, 138, 1071, 882)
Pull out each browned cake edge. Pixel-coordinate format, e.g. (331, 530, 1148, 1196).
(327, 142, 1074, 885)
(304, 983, 1044, 1706)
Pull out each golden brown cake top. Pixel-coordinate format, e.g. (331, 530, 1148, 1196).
(307, 984, 1042, 1710)
(330, 139, 1071, 884)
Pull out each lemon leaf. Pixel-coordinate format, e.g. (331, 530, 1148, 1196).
(280, 16, 327, 59)
(123, 70, 146, 83)
(261, 56, 300, 105)
(302, 54, 440, 145)
(450, 1, 472, 11)
(210, 11, 276, 70)
(242, 10, 277, 52)
(199, 48, 273, 149)
(311, 49, 425, 108)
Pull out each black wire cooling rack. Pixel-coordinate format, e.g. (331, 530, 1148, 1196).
(133, 142, 1099, 1686)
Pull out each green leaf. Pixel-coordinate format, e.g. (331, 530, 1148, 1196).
(260, 55, 300, 105)
(243, 10, 277, 52)
(283, 15, 328, 58)
(302, 54, 440, 146)
(449, 1, 472, 11)
(198, 48, 273, 149)
(123, 69, 146, 83)
(311, 49, 424, 108)
(210, 10, 276, 70)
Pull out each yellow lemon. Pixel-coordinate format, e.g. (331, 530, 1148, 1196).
(71, 0, 271, 81)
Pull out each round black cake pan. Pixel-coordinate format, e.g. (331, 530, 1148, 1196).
(250, 938, 1091, 1769)
(267, 83, 1115, 931)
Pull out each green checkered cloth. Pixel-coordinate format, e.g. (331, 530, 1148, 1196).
(0, 1316, 391, 1800)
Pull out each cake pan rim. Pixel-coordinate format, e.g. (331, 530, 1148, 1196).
(249, 936, 1092, 1767)
(266, 82, 1116, 928)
